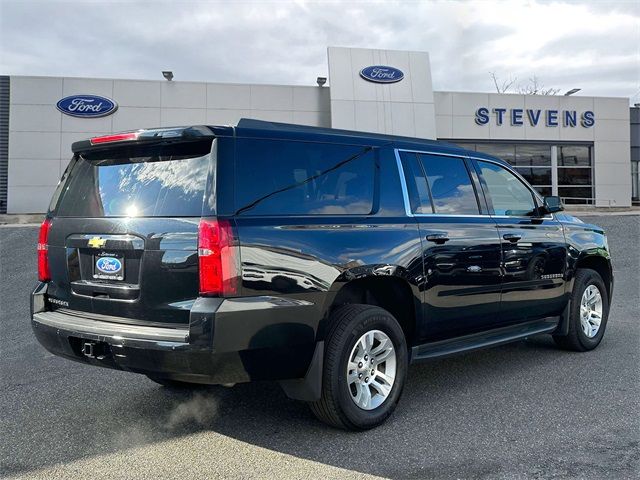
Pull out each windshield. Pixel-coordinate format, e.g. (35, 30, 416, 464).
(53, 141, 212, 217)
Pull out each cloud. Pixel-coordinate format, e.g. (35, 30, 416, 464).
(0, 0, 638, 102)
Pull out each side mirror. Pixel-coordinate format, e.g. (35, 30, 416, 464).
(542, 195, 564, 214)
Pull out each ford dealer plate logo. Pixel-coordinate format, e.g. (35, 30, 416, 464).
(96, 257, 122, 274)
(359, 65, 404, 84)
(56, 94, 118, 118)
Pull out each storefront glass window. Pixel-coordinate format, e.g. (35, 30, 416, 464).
(558, 145, 591, 166)
(515, 144, 551, 166)
(557, 145, 593, 203)
(474, 144, 516, 165)
(514, 167, 552, 186)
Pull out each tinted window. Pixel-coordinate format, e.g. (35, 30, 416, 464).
(235, 139, 374, 215)
(477, 161, 537, 216)
(400, 152, 432, 214)
(515, 144, 551, 166)
(475, 144, 516, 165)
(559, 145, 591, 166)
(514, 167, 552, 186)
(558, 187, 594, 202)
(418, 154, 479, 215)
(55, 142, 211, 217)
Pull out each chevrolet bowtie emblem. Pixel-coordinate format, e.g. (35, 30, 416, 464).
(88, 236, 106, 249)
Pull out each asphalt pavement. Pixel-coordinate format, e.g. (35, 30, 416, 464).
(1, 215, 638, 479)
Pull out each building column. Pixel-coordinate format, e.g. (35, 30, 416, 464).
(551, 145, 558, 196)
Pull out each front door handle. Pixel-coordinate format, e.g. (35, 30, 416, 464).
(426, 233, 450, 244)
(503, 233, 522, 243)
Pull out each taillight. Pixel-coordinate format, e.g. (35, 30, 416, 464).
(90, 132, 140, 145)
(37, 219, 52, 282)
(198, 219, 239, 296)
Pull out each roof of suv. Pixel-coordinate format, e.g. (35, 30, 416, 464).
(234, 118, 505, 164)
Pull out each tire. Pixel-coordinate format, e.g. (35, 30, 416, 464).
(309, 304, 408, 430)
(553, 268, 610, 352)
(146, 375, 207, 389)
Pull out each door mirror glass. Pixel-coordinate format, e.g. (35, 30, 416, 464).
(543, 195, 564, 213)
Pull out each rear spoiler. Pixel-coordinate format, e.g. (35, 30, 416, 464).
(71, 126, 217, 154)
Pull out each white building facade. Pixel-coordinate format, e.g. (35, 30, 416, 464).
(0, 47, 632, 213)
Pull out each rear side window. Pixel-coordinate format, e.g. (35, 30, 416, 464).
(54, 141, 211, 217)
(235, 138, 375, 216)
(418, 154, 479, 215)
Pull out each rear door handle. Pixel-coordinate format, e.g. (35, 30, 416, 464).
(503, 233, 522, 243)
(426, 233, 450, 244)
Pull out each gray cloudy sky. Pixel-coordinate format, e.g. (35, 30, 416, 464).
(1, 0, 639, 102)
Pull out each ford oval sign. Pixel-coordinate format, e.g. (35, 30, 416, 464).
(359, 66, 404, 84)
(95, 257, 122, 274)
(56, 94, 118, 118)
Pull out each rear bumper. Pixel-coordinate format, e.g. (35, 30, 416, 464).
(31, 283, 319, 385)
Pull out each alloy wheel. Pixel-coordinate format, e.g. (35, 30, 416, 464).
(580, 284, 603, 338)
(346, 329, 397, 410)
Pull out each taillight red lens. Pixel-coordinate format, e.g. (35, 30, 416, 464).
(37, 219, 52, 282)
(90, 132, 140, 145)
(198, 219, 239, 296)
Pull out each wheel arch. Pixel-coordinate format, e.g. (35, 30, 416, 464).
(575, 253, 613, 301)
(318, 273, 420, 347)
(556, 252, 613, 337)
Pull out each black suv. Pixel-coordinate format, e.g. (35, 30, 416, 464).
(32, 119, 613, 430)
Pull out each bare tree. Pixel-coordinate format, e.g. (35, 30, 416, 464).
(516, 75, 561, 95)
(489, 71, 517, 93)
(489, 72, 560, 95)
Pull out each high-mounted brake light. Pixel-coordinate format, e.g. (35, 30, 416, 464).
(37, 219, 52, 282)
(198, 219, 239, 296)
(90, 132, 140, 145)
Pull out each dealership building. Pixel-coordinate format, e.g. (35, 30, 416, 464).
(0, 47, 636, 214)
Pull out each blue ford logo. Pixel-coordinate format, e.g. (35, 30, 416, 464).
(96, 257, 122, 274)
(359, 66, 404, 84)
(56, 95, 118, 118)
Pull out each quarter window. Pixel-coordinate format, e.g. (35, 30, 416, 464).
(235, 139, 375, 216)
(418, 154, 479, 215)
(477, 161, 537, 216)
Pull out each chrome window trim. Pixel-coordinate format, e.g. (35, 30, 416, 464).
(393, 147, 553, 221)
(394, 149, 414, 217)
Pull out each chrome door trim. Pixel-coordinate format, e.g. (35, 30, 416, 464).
(394, 149, 414, 217)
(393, 147, 554, 221)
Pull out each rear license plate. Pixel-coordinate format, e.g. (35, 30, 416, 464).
(93, 252, 125, 281)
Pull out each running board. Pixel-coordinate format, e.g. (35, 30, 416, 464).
(411, 318, 559, 363)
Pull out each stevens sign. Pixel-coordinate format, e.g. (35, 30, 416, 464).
(475, 107, 594, 128)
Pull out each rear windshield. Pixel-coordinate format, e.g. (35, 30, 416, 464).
(53, 142, 212, 217)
